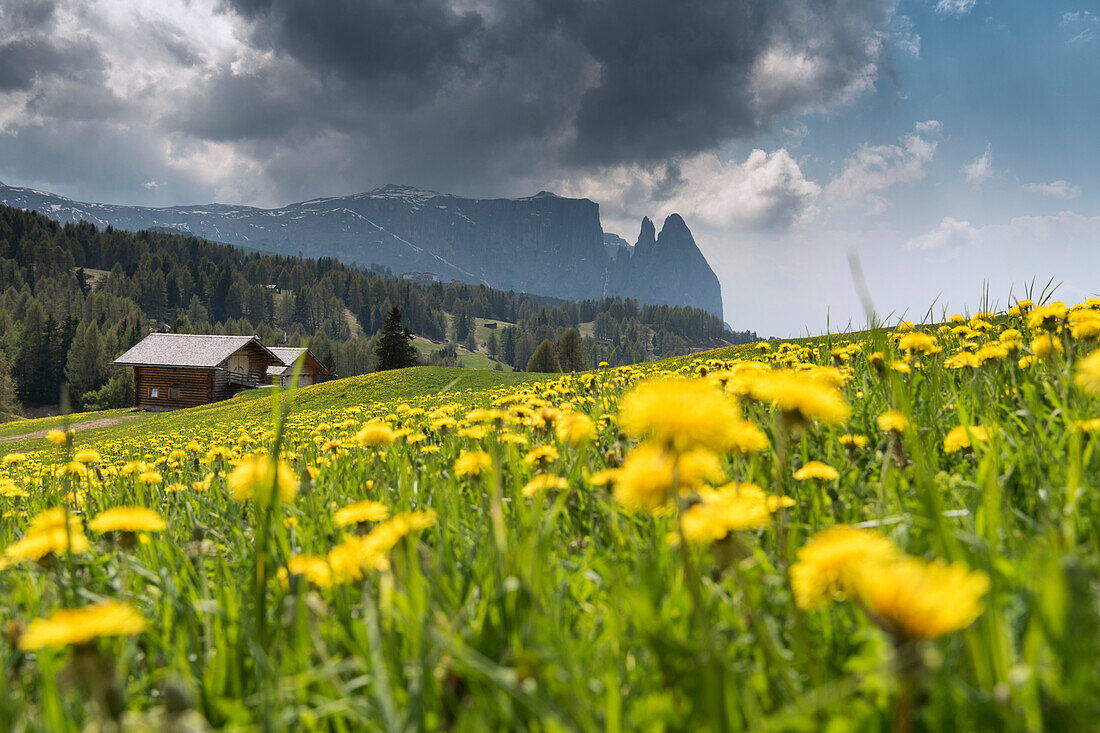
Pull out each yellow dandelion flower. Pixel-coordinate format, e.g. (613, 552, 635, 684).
(356, 422, 396, 448)
(522, 474, 569, 498)
(523, 445, 559, 470)
(137, 470, 163, 486)
(619, 378, 743, 452)
(88, 508, 167, 534)
(499, 432, 528, 446)
(1076, 351, 1100, 396)
(727, 420, 769, 454)
(0, 478, 27, 498)
(790, 526, 900, 610)
(1027, 302, 1067, 331)
(852, 557, 989, 639)
(999, 329, 1023, 350)
(944, 425, 989, 453)
(457, 424, 490, 440)
(679, 483, 793, 544)
(793, 461, 839, 482)
(72, 448, 101, 465)
(1030, 334, 1062, 359)
(1069, 310, 1100, 340)
(555, 412, 595, 446)
(227, 455, 299, 505)
(876, 410, 909, 434)
(2, 453, 26, 466)
(325, 538, 375, 582)
(1, 508, 90, 568)
(976, 343, 1009, 365)
(839, 434, 869, 449)
(360, 511, 437, 559)
(454, 450, 492, 478)
(898, 332, 939, 355)
(46, 429, 70, 447)
(749, 370, 850, 429)
(286, 554, 334, 588)
(19, 601, 147, 650)
(612, 443, 676, 512)
(676, 447, 726, 489)
(334, 500, 390, 527)
(588, 468, 620, 487)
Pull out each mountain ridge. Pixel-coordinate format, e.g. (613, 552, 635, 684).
(0, 181, 724, 317)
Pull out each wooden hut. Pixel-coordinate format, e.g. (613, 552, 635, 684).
(112, 334, 283, 410)
(266, 346, 332, 387)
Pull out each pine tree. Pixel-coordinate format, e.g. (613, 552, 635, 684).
(452, 304, 471, 342)
(0, 349, 21, 420)
(502, 327, 516, 366)
(374, 307, 419, 371)
(526, 339, 559, 373)
(554, 327, 587, 372)
(65, 322, 108, 405)
(13, 302, 48, 403)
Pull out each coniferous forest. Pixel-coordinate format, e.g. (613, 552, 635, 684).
(0, 205, 755, 417)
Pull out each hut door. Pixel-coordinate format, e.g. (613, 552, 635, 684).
(229, 352, 248, 375)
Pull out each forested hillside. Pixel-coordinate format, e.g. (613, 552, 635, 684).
(0, 204, 754, 418)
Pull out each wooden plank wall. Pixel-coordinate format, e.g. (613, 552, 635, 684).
(133, 366, 214, 409)
(212, 369, 229, 400)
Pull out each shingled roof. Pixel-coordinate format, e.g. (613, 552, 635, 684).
(112, 333, 277, 368)
(268, 346, 307, 366)
(265, 346, 331, 377)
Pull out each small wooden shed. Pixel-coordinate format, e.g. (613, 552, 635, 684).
(266, 346, 332, 387)
(112, 334, 283, 410)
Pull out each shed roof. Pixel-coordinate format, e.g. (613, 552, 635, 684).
(267, 345, 331, 376)
(268, 346, 307, 365)
(112, 333, 277, 368)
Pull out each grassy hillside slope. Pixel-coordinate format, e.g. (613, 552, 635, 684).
(0, 367, 547, 455)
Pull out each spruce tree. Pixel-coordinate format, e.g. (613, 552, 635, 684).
(0, 349, 21, 420)
(526, 339, 559, 373)
(65, 322, 108, 405)
(374, 307, 419, 371)
(554, 327, 587, 372)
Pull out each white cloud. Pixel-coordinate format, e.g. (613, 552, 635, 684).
(825, 121, 941, 211)
(1061, 11, 1098, 43)
(666, 150, 821, 230)
(1023, 180, 1081, 199)
(963, 144, 993, 186)
(558, 148, 821, 237)
(905, 216, 978, 250)
(934, 0, 977, 16)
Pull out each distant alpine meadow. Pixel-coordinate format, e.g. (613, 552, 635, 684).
(3, 295, 1100, 730)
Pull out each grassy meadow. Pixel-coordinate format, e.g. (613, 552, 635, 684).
(2, 298, 1100, 730)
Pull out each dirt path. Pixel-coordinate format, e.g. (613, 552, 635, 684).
(0, 415, 140, 445)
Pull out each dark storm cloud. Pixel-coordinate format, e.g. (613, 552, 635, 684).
(215, 0, 899, 172)
(561, 0, 762, 163)
(0, 0, 902, 205)
(0, 0, 103, 92)
(227, 0, 486, 104)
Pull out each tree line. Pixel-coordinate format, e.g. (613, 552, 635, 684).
(0, 204, 755, 417)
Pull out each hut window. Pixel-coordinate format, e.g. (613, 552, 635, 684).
(170, 388, 180, 401)
(150, 387, 159, 398)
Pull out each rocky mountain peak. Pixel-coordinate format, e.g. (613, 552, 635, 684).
(0, 180, 723, 317)
(609, 212, 722, 317)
